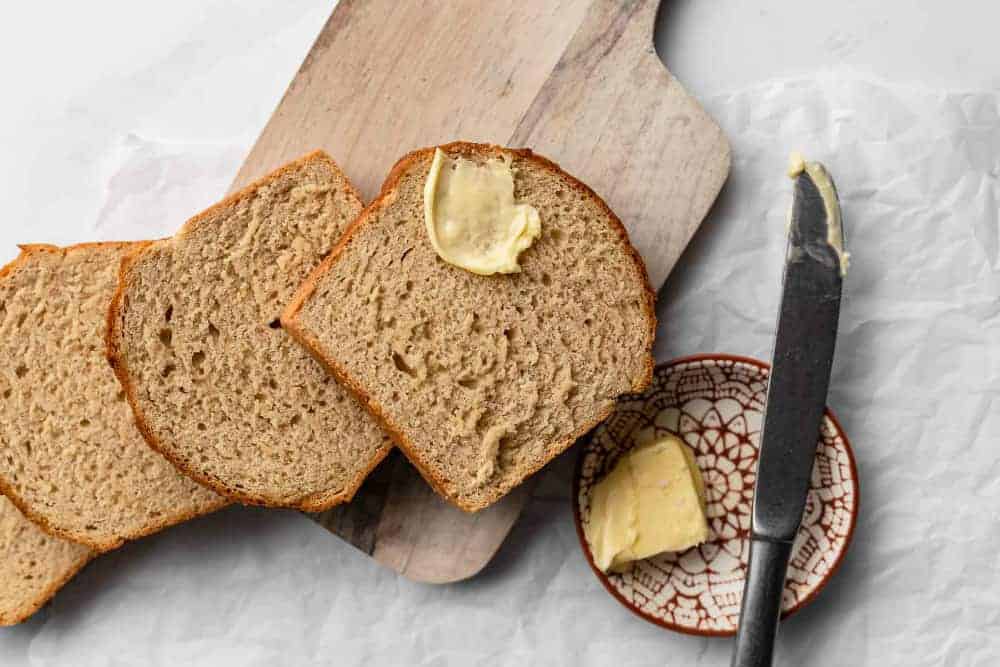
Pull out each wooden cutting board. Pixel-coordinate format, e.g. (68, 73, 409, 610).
(230, 0, 729, 583)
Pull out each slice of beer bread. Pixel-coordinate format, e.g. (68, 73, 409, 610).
(108, 152, 393, 511)
(0, 495, 92, 626)
(0, 243, 226, 551)
(284, 143, 656, 511)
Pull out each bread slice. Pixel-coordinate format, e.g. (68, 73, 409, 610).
(0, 495, 92, 626)
(283, 142, 656, 511)
(0, 243, 227, 551)
(108, 152, 393, 511)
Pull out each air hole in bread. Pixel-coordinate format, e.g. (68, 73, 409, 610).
(540, 273, 552, 286)
(197, 423, 206, 431)
(392, 352, 417, 378)
(161, 364, 176, 378)
(2, 388, 10, 399)
(14, 364, 28, 379)
(16, 313, 27, 329)
(191, 351, 206, 370)
(268, 319, 281, 330)
(159, 328, 172, 347)
(208, 322, 220, 339)
(79, 419, 90, 428)
(164, 305, 173, 323)
(290, 415, 301, 427)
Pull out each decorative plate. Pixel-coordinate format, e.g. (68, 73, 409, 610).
(573, 354, 859, 636)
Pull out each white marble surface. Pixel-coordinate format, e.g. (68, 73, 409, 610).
(1, 2, 999, 665)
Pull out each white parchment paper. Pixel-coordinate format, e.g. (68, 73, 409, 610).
(1, 46, 998, 667)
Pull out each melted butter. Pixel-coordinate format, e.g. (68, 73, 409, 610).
(787, 152, 850, 276)
(584, 435, 709, 573)
(424, 148, 541, 275)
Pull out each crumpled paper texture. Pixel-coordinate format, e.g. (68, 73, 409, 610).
(2, 71, 999, 666)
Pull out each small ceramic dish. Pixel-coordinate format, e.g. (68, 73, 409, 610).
(573, 354, 859, 636)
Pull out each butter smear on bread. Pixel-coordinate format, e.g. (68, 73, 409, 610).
(424, 147, 541, 275)
(585, 435, 709, 573)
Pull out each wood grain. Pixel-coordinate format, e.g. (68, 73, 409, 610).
(231, 0, 729, 583)
(231, 0, 593, 198)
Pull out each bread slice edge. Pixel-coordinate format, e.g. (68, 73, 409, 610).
(0, 546, 92, 628)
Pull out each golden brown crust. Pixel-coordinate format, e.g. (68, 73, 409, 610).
(283, 141, 657, 512)
(106, 151, 387, 512)
(0, 242, 229, 552)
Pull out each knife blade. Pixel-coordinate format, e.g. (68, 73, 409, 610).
(731, 158, 846, 667)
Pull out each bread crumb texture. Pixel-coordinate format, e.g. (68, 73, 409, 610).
(111, 153, 392, 510)
(289, 144, 655, 511)
(0, 495, 91, 626)
(0, 244, 225, 551)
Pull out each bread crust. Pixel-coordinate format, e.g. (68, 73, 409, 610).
(0, 243, 229, 552)
(283, 142, 656, 512)
(106, 151, 391, 512)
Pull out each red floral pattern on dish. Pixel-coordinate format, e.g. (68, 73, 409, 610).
(574, 356, 858, 636)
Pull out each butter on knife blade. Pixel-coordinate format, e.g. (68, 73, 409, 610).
(787, 152, 849, 276)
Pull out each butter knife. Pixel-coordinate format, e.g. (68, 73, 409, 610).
(731, 159, 847, 667)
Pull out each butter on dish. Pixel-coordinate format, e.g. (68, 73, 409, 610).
(584, 435, 709, 573)
(423, 147, 541, 275)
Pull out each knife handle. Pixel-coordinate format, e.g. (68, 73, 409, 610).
(731, 537, 794, 667)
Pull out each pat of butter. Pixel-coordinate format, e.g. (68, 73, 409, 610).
(584, 435, 709, 573)
(423, 147, 541, 275)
